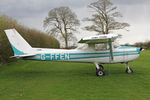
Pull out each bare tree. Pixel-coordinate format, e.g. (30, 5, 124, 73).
(43, 7, 80, 48)
(84, 0, 130, 34)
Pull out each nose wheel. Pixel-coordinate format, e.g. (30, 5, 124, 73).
(95, 63, 105, 76)
(125, 63, 133, 73)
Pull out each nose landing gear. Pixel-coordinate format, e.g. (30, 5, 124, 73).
(125, 63, 133, 73)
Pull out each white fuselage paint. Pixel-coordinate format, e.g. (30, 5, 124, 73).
(24, 46, 140, 64)
(5, 29, 141, 64)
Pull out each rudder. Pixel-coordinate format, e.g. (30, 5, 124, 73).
(4, 29, 33, 56)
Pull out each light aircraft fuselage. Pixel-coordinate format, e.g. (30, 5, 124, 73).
(23, 47, 141, 64)
(4, 29, 143, 76)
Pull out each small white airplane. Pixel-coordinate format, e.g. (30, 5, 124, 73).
(4, 29, 143, 76)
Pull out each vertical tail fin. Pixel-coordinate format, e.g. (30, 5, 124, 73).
(4, 29, 33, 56)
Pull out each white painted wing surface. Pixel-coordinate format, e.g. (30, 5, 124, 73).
(78, 34, 118, 44)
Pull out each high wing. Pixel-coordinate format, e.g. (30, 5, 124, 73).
(78, 34, 118, 60)
(78, 34, 118, 44)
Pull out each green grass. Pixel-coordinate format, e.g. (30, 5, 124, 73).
(0, 50, 150, 100)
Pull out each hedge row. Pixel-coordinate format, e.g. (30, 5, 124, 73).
(0, 15, 60, 64)
(123, 42, 150, 50)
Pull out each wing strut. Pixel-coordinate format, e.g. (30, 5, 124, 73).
(108, 39, 113, 61)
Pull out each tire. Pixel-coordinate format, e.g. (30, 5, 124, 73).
(126, 68, 133, 73)
(96, 69, 105, 76)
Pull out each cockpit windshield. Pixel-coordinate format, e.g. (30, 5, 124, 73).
(113, 42, 120, 48)
(76, 44, 89, 50)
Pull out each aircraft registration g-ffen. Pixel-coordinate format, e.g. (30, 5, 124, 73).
(4, 29, 144, 76)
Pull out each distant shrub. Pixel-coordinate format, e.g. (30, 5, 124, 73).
(122, 41, 150, 50)
(0, 15, 60, 64)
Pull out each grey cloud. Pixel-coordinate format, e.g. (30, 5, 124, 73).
(0, 0, 150, 44)
(0, 0, 94, 19)
(1, 0, 150, 19)
(112, 0, 150, 5)
(1, 0, 57, 18)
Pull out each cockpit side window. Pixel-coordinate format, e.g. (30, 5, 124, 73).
(95, 43, 108, 50)
(77, 42, 120, 50)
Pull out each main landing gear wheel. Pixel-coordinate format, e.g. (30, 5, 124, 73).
(96, 69, 105, 76)
(125, 63, 133, 74)
(95, 63, 105, 76)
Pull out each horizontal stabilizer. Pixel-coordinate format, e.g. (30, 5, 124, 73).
(10, 54, 36, 58)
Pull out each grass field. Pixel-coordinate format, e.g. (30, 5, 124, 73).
(0, 50, 150, 100)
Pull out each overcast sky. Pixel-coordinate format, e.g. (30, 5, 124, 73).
(0, 0, 150, 44)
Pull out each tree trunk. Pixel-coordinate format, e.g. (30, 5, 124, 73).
(65, 38, 68, 49)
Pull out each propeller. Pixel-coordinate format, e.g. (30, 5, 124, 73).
(140, 47, 144, 51)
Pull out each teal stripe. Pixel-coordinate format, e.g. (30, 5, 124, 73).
(24, 52, 139, 61)
(70, 53, 138, 60)
(69, 51, 137, 55)
(136, 48, 141, 54)
(10, 44, 23, 55)
(118, 47, 136, 49)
